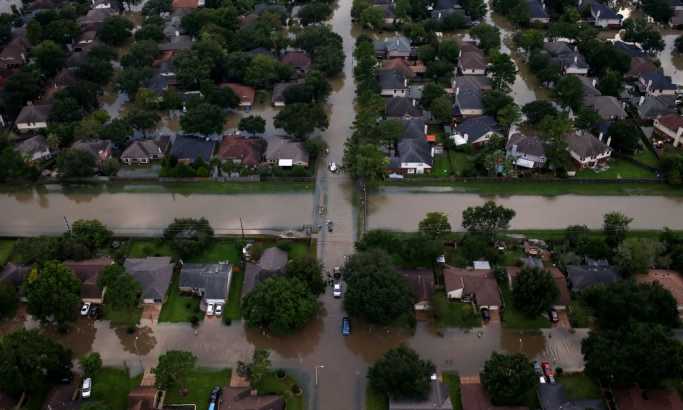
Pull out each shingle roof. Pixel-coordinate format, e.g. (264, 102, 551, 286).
(124, 257, 174, 301)
(588, 0, 620, 20)
(71, 139, 113, 160)
(565, 131, 611, 159)
(0, 263, 30, 288)
(454, 75, 492, 91)
(641, 70, 677, 91)
(612, 41, 645, 58)
(398, 137, 432, 165)
(584, 95, 627, 120)
(216, 136, 266, 166)
(459, 51, 487, 71)
(454, 87, 483, 111)
(265, 137, 309, 164)
(656, 114, 683, 132)
(506, 131, 545, 157)
(64, 257, 112, 300)
(527, 0, 548, 19)
(434, 0, 461, 10)
(378, 69, 407, 90)
(179, 262, 231, 300)
(16, 104, 52, 124)
(537, 383, 605, 410)
(456, 115, 499, 141)
(385, 97, 423, 118)
(400, 269, 435, 303)
(634, 95, 677, 119)
(280, 51, 311, 71)
(121, 140, 163, 161)
(374, 36, 412, 54)
(626, 56, 658, 78)
(382, 58, 416, 79)
(271, 81, 301, 104)
(16, 135, 49, 157)
(223, 83, 256, 105)
(566, 264, 620, 291)
(443, 266, 501, 307)
(170, 135, 216, 162)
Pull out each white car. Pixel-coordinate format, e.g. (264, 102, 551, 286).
(215, 304, 223, 316)
(80, 303, 91, 316)
(81, 377, 92, 399)
(333, 283, 342, 298)
(328, 162, 337, 172)
(207, 303, 215, 316)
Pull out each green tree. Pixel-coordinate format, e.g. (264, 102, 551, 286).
(676, 35, 683, 53)
(344, 143, 387, 186)
(286, 255, 325, 295)
(153, 350, 197, 391)
(615, 238, 665, 276)
(582, 322, 682, 387)
(603, 211, 632, 248)
(0, 282, 17, 320)
(598, 69, 623, 97)
(100, 119, 133, 147)
(125, 109, 160, 138)
(0, 329, 72, 396)
(489, 52, 516, 91)
(180, 103, 225, 136)
(274, 103, 328, 139)
(343, 250, 413, 325)
(368, 346, 435, 400)
(106, 272, 141, 309)
(462, 0, 487, 19)
(515, 29, 544, 52)
(421, 82, 447, 107)
(418, 212, 451, 240)
(298, 2, 333, 25)
(607, 120, 640, 154)
(244, 54, 291, 89)
(512, 268, 559, 316)
(79, 352, 102, 377)
(163, 218, 214, 259)
(25, 262, 81, 327)
(575, 107, 601, 130)
(237, 348, 271, 387)
(462, 201, 516, 242)
(98, 263, 126, 289)
(522, 100, 557, 125)
(117, 67, 154, 96)
(481, 352, 536, 405)
(242, 277, 319, 335)
(57, 149, 97, 178)
(438, 40, 460, 64)
(430, 95, 453, 124)
(470, 24, 501, 53)
(71, 219, 113, 250)
(360, 6, 384, 28)
(238, 115, 266, 136)
(121, 40, 159, 68)
(554, 75, 583, 111)
(32, 40, 65, 77)
(174, 50, 211, 89)
(643, 0, 673, 23)
(98, 16, 133, 46)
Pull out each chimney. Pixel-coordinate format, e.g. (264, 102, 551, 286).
(404, 78, 408, 87)
(639, 95, 645, 106)
(598, 132, 603, 141)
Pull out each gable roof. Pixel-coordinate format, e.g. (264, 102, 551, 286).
(612, 41, 645, 58)
(382, 58, 416, 79)
(656, 114, 683, 132)
(527, 0, 548, 19)
(0, 263, 30, 288)
(280, 51, 311, 71)
(389, 378, 453, 410)
(374, 36, 412, 54)
(71, 139, 113, 161)
(16, 104, 52, 124)
(459, 51, 487, 71)
(258, 247, 288, 272)
(566, 263, 620, 292)
(265, 137, 309, 164)
(121, 140, 163, 161)
(564, 131, 611, 159)
(398, 138, 432, 165)
(641, 70, 677, 91)
(179, 262, 231, 300)
(634, 94, 678, 120)
(455, 87, 483, 111)
(271, 80, 302, 104)
(385, 97, 423, 118)
(170, 134, 216, 162)
(222, 385, 285, 410)
(506, 132, 545, 157)
(587, 0, 620, 20)
(16, 135, 49, 156)
(584, 95, 627, 120)
(455, 75, 492, 92)
(378, 69, 407, 90)
(401, 269, 435, 303)
(456, 116, 500, 141)
(442, 266, 501, 307)
(223, 83, 256, 105)
(63, 257, 112, 300)
(217, 136, 266, 166)
(124, 257, 174, 301)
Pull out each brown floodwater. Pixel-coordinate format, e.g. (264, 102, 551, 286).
(368, 188, 683, 230)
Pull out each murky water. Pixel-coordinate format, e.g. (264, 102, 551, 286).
(661, 34, 683, 85)
(368, 189, 683, 230)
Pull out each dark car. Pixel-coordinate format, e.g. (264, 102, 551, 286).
(342, 317, 351, 336)
(89, 304, 102, 319)
(481, 308, 490, 322)
(548, 309, 559, 323)
(208, 386, 222, 410)
(327, 220, 334, 232)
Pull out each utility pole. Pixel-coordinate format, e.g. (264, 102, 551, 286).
(63, 216, 71, 234)
(239, 217, 245, 240)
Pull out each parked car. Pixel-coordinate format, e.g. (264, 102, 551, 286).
(80, 303, 91, 316)
(328, 162, 337, 172)
(207, 303, 215, 316)
(333, 266, 341, 279)
(209, 386, 222, 405)
(326, 220, 334, 232)
(548, 309, 559, 323)
(88, 304, 101, 319)
(541, 362, 555, 383)
(481, 308, 490, 322)
(533, 361, 542, 376)
(81, 378, 92, 399)
(333, 283, 342, 298)
(215, 304, 223, 316)
(342, 317, 351, 336)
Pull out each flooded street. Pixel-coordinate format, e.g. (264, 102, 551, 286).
(368, 188, 683, 230)
(661, 34, 683, 85)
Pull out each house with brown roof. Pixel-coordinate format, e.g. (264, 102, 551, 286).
(626, 56, 658, 80)
(460, 378, 528, 410)
(614, 386, 683, 410)
(15, 103, 52, 132)
(654, 114, 683, 147)
(77, 8, 116, 31)
(216, 135, 266, 167)
(121, 140, 165, 165)
(64, 257, 113, 304)
(507, 266, 572, 310)
(382, 58, 416, 79)
(172, 0, 204, 10)
(564, 131, 612, 168)
(243, 247, 288, 296)
(637, 270, 683, 311)
(401, 269, 435, 311)
(265, 136, 309, 167)
(71, 139, 113, 164)
(458, 43, 487, 75)
(0, 36, 30, 70)
(443, 265, 501, 310)
(223, 83, 255, 110)
(280, 51, 311, 76)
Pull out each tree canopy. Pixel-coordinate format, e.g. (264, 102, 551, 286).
(153, 350, 197, 391)
(180, 103, 225, 136)
(418, 212, 452, 240)
(368, 346, 436, 400)
(25, 262, 81, 327)
(481, 352, 536, 406)
(512, 267, 559, 316)
(462, 201, 516, 242)
(286, 255, 325, 295)
(163, 218, 214, 258)
(274, 103, 328, 139)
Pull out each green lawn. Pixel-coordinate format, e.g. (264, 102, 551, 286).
(634, 148, 660, 168)
(287, 241, 312, 260)
(254, 372, 305, 410)
(0, 239, 14, 265)
(433, 154, 452, 177)
(567, 299, 594, 329)
(443, 372, 463, 410)
(508, 229, 677, 242)
(186, 240, 240, 264)
(91, 367, 143, 410)
(432, 292, 481, 328)
(127, 239, 174, 258)
(365, 386, 389, 410)
(557, 373, 602, 401)
(165, 368, 231, 410)
(576, 159, 657, 179)
(225, 267, 244, 320)
(430, 152, 474, 177)
(159, 271, 202, 323)
(500, 285, 551, 329)
(104, 305, 142, 327)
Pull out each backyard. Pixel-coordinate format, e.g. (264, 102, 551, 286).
(576, 158, 657, 179)
(431, 151, 473, 177)
(91, 367, 143, 410)
(165, 368, 231, 410)
(158, 271, 202, 323)
(255, 371, 305, 410)
(432, 292, 481, 328)
(127, 240, 173, 258)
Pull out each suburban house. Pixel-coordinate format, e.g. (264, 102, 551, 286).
(172, 0, 204, 11)
(443, 265, 501, 311)
(271, 81, 301, 107)
(543, 42, 589, 75)
(460, 378, 528, 410)
(613, 41, 646, 58)
(127, 386, 165, 410)
(124, 257, 175, 305)
(385, 97, 424, 118)
(527, 0, 550, 23)
(71, 139, 114, 164)
(78, 7, 116, 31)
(583, 95, 627, 121)
(614, 386, 683, 410)
(507, 266, 571, 310)
(216, 135, 266, 167)
(149, 54, 178, 96)
(401, 269, 435, 311)
(379, 69, 409, 97)
(538, 383, 605, 410)
(223, 83, 256, 110)
(377, 4, 398, 24)
(639, 71, 678, 96)
(388, 118, 433, 175)
(265, 136, 310, 167)
(564, 131, 612, 168)
(637, 270, 683, 311)
(581, 0, 622, 27)
(374, 36, 412, 59)
(15, 103, 52, 132)
(243, 246, 289, 295)
(0, 35, 30, 70)
(450, 116, 501, 146)
(389, 374, 453, 410)
(15, 135, 52, 162)
(64, 257, 113, 304)
(121, 140, 166, 165)
(454, 87, 484, 118)
(178, 262, 232, 310)
(566, 260, 620, 292)
(506, 130, 546, 169)
(382, 58, 417, 79)
(222, 373, 284, 410)
(280, 50, 311, 76)
(625, 56, 658, 80)
(577, 75, 601, 99)
(74, 30, 97, 52)
(654, 114, 683, 147)
(169, 134, 216, 163)
(633, 94, 678, 121)
(458, 44, 487, 75)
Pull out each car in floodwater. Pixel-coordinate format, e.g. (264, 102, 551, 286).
(341, 317, 351, 336)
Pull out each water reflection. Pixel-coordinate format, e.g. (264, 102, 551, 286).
(245, 313, 324, 358)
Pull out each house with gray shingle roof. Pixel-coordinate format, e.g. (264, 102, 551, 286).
(506, 130, 546, 169)
(639, 70, 678, 96)
(379, 69, 409, 97)
(388, 118, 433, 175)
(538, 383, 605, 410)
(125, 257, 175, 304)
(374, 36, 412, 59)
(15, 135, 52, 162)
(121, 140, 165, 165)
(632, 94, 678, 120)
(527, 0, 550, 23)
(179, 262, 232, 310)
(458, 48, 487, 75)
(385, 97, 424, 118)
(450, 115, 501, 146)
(266, 136, 310, 167)
(243, 247, 289, 296)
(584, 95, 627, 121)
(543, 42, 589, 75)
(15, 103, 52, 132)
(565, 130, 612, 168)
(581, 0, 622, 27)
